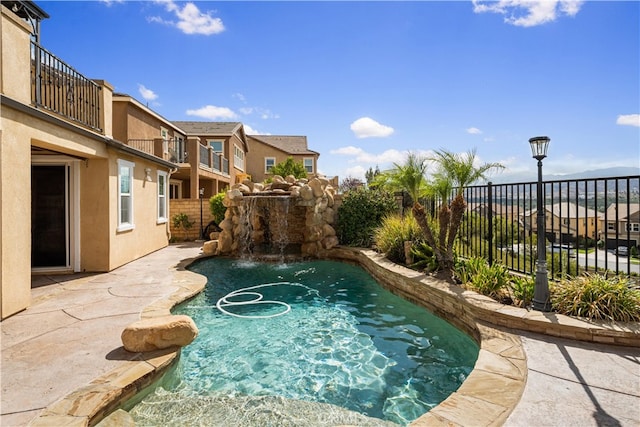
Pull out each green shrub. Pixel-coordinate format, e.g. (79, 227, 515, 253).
(336, 188, 398, 247)
(209, 192, 227, 224)
(172, 212, 194, 241)
(509, 275, 535, 308)
(410, 241, 438, 272)
(270, 157, 308, 180)
(551, 274, 640, 322)
(454, 257, 510, 300)
(373, 213, 424, 264)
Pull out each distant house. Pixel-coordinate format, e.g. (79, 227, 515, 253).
(601, 203, 640, 249)
(1, 2, 175, 319)
(171, 121, 249, 198)
(246, 135, 319, 183)
(521, 202, 602, 244)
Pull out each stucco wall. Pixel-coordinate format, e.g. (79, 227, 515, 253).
(107, 151, 170, 270)
(1, 5, 31, 103)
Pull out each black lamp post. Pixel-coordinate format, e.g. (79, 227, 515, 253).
(529, 136, 552, 312)
(199, 187, 205, 240)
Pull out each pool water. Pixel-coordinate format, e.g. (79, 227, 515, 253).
(129, 258, 479, 426)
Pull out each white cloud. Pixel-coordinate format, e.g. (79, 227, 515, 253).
(186, 105, 237, 120)
(151, 1, 224, 35)
(233, 93, 246, 103)
(616, 114, 640, 127)
(467, 127, 482, 135)
(138, 84, 158, 101)
(350, 117, 394, 139)
(330, 146, 365, 156)
(239, 107, 253, 115)
(472, 0, 584, 27)
(344, 165, 367, 181)
(99, 0, 124, 6)
(243, 124, 270, 135)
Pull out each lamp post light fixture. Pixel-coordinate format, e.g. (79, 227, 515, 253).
(529, 136, 552, 312)
(199, 187, 205, 241)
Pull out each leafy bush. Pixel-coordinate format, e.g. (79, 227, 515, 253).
(172, 212, 194, 241)
(336, 188, 398, 247)
(209, 192, 227, 224)
(410, 241, 438, 272)
(551, 274, 640, 322)
(373, 213, 424, 264)
(269, 157, 308, 180)
(454, 257, 510, 300)
(509, 275, 535, 308)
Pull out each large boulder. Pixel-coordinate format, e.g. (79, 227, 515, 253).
(121, 315, 198, 353)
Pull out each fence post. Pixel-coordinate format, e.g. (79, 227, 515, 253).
(488, 182, 493, 265)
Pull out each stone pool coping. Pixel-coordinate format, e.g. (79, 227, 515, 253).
(29, 247, 640, 426)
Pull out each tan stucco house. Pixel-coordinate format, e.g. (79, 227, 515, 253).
(601, 203, 640, 249)
(246, 135, 319, 183)
(522, 202, 603, 245)
(1, 2, 175, 319)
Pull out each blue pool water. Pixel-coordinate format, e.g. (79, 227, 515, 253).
(130, 258, 479, 426)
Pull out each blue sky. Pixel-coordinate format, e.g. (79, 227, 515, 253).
(38, 1, 639, 182)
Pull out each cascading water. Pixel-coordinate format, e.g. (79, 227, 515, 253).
(238, 196, 258, 258)
(269, 196, 290, 259)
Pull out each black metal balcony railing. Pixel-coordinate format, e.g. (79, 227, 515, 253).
(449, 175, 640, 278)
(30, 42, 102, 132)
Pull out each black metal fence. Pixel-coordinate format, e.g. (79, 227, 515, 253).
(31, 42, 102, 132)
(453, 175, 640, 278)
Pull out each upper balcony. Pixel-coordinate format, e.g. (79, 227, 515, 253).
(31, 42, 102, 132)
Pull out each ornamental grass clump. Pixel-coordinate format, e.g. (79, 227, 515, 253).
(373, 213, 425, 264)
(455, 257, 511, 300)
(551, 274, 640, 322)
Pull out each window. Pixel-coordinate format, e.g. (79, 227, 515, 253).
(158, 171, 168, 223)
(234, 144, 245, 171)
(607, 222, 616, 231)
(208, 140, 223, 153)
(303, 157, 314, 174)
(265, 157, 276, 173)
(626, 223, 640, 232)
(161, 127, 169, 154)
(170, 180, 182, 199)
(117, 159, 135, 231)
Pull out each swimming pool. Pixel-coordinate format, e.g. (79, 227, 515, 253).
(129, 258, 479, 426)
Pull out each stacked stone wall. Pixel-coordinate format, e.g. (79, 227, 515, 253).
(204, 176, 339, 257)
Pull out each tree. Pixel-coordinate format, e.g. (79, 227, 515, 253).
(339, 176, 364, 193)
(429, 148, 505, 274)
(377, 149, 504, 279)
(269, 157, 308, 180)
(365, 165, 381, 186)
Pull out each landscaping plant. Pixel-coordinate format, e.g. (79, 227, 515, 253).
(551, 273, 640, 322)
(335, 187, 397, 247)
(209, 192, 227, 224)
(509, 275, 535, 308)
(373, 213, 425, 264)
(172, 212, 194, 241)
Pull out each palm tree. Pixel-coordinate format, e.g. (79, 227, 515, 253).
(430, 148, 505, 273)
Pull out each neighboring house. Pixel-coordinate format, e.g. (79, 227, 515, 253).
(171, 121, 249, 199)
(600, 203, 640, 249)
(246, 135, 319, 183)
(0, 2, 175, 319)
(112, 93, 187, 165)
(521, 202, 603, 244)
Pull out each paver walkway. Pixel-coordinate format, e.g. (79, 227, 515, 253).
(1, 243, 639, 426)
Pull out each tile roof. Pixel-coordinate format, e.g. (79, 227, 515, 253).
(248, 135, 318, 156)
(172, 121, 243, 135)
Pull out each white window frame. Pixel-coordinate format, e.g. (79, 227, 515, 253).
(117, 159, 135, 232)
(234, 144, 245, 171)
(303, 157, 314, 174)
(170, 179, 182, 199)
(626, 223, 640, 232)
(265, 157, 276, 173)
(157, 170, 168, 223)
(161, 127, 169, 154)
(607, 222, 616, 231)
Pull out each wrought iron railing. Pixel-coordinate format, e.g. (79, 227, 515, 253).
(30, 42, 102, 132)
(452, 175, 640, 278)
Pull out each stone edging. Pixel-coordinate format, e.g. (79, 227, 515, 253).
(28, 258, 207, 427)
(27, 248, 640, 427)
